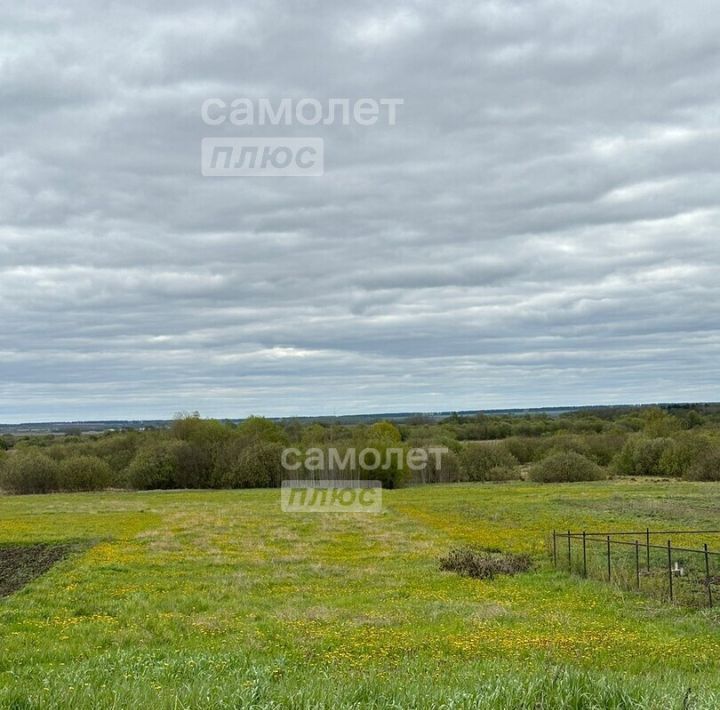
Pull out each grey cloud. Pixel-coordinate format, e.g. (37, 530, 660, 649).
(1, 0, 720, 420)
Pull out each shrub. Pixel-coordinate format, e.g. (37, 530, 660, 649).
(546, 435, 593, 459)
(411, 447, 461, 484)
(439, 547, 532, 579)
(483, 465, 521, 482)
(582, 432, 628, 466)
(658, 434, 714, 478)
(170, 415, 232, 487)
(529, 451, 606, 483)
(364, 441, 412, 488)
(684, 447, 720, 481)
(544, 433, 626, 466)
(126, 440, 188, 490)
(293, 442, 413, 489)
(503, 437, 552, 464)
(614, 436, 675, 477)
(459, 443, 519, 481)
(92, 432, 140, 477)
(214, 441, 285, 488)
(0, 452, 60, 494)
(57, 455, 112, 491)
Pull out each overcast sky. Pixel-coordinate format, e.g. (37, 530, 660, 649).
(1, 1, 719, 422)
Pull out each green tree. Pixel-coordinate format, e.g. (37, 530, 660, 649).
(367, 421, 402, 443)
(235, 416, 287, 446)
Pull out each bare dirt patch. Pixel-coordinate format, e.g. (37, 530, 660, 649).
(0, 542, 82, 597)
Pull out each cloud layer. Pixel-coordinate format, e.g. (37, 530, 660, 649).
(1, 0, 720, 421)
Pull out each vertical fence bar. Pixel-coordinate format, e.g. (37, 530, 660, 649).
(635, 540, 640, 589)
(552, 530, 557, 567)
(705, 543, 713, 608)
(582, 531, 587, 578)
(567, 530, 572, 572)
(606, 535, 611, 582)
(667, 540, 673, 602)
(646, 528, 651, 572)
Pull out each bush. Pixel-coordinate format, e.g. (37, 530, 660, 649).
(582, 432, 628, 466)
(57, 455, 112, 491)
(92, 432, 140, 477)
(545, 435, 593, 460)
(126, 440, 189, 490)
(0, 452, 60, 494)
(411, 447, 461, 484)
(482, 465, 521, 482)
(614, 436, 675, 477)
(214, 441, 285, 488)
(657, 434, 713, 478)
(529, 451, 606, 483)
(170, 415, 232, 487)
(503, 437, 552, 464)
(684, 447, 720, 481)
(459, 443, 520, 481)
(439, 547, 532, 579)
(364, 441, 412, 488)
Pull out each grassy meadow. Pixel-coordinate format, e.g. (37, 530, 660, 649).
(1, 479, 720, 708)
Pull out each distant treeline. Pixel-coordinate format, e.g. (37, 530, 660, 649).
(1, 406, 720, 494)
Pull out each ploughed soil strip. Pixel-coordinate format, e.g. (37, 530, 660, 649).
(0, 542, 82, 597)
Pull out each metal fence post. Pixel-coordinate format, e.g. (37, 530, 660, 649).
(606, 535, 611, 582)
(646, 528, 651, 571)
(635, 540, 640, 589)
(552, 530, 557, 567)
(705, 543, 713, 608)
(567, 530, 572, 572)
(582, 531, 587, 578)
(667, 540, 673, 602)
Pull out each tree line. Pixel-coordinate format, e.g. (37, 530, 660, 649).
(1, 405, 720, 494)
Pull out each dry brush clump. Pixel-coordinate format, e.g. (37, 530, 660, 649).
(439, 547, 533, 580)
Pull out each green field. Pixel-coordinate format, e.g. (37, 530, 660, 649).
(1, 480, 720, 708)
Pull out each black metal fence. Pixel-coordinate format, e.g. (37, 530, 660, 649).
(552, 529, 720, 607)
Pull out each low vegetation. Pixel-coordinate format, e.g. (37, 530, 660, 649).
(529, 451, 607, 483)
(439, 547, 532, 579)
(1, 481, 720, 708)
